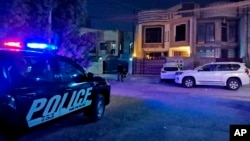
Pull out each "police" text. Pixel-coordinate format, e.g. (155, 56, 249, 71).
(26, 87, 93, 127)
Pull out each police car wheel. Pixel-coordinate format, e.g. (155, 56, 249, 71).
(85, 94, 105, 122)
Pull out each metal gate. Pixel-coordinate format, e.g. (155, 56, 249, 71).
(133, 58, 165, 75)
(103, 59, 128, 74)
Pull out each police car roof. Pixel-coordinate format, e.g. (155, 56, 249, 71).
(0, 48, 53, 55)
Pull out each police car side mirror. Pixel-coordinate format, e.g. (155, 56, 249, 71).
(87, 72, 94, 80)
(72, 74, 87, 83)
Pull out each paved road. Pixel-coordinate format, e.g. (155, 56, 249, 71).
(103, 74, 250, 101)
(1, 74, 250, 141)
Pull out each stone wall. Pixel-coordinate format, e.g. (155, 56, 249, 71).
(166, 57, 216, 70)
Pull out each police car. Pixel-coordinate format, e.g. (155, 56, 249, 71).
(0, 40, 110, 130)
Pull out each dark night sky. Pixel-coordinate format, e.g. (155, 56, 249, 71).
(86, 0, 225, 31)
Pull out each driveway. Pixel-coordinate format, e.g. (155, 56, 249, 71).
(1, 74, 250, 141)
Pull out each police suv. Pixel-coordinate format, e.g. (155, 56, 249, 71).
(0, 40, 110, 130)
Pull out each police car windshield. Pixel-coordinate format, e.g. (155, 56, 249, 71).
(0, 51, 55, 83)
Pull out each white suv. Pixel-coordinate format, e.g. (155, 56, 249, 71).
(175, 62, 250, 90)
(160, 62, 180, 80)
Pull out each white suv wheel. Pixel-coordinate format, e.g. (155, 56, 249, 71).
(183, 77, 195, 88)
(227, 78, 240, 90)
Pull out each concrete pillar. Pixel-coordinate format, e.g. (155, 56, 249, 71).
(128, 59, 133, 74)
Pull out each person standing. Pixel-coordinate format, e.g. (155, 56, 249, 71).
(117, 64, 124, 82)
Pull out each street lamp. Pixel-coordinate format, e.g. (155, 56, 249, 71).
(47, 0, 57, 43)
(48, 7, 52, 43)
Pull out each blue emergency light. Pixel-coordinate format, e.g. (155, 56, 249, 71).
(27, 43, 57, 50)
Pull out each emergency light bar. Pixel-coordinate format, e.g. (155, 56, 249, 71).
(3, 41, 57, 51)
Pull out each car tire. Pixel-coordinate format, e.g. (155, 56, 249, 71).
(182, 77, 195, 88)
(84, 94, 105, 122)
(227, 78, 240, 90)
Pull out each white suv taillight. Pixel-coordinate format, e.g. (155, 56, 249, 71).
(245, 68, 249, 75)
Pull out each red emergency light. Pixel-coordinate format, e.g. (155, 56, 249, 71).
(3, 41, 22, 48)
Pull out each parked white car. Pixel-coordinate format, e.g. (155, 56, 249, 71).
(160, 62, 180, 80)
(175, 62, 250, 90)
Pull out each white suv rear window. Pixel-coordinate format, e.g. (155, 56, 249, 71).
(163, 67, 179, 71)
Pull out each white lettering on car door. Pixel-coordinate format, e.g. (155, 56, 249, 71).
(73, 89, 85, 107)
(26, 98, 47, 122)
(43, 95, 61, 116)
(84, 87, 92, 106)
(26, 87, 93, 127)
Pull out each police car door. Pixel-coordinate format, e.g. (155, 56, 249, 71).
(55, 57, 94, 119)
(12, 54, 61, 128)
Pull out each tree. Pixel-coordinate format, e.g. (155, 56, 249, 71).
(52, 0, 94, 68)
(3, 0, 51, 40)
(57, 32, 97, 67)
(3, 0, 93, 68)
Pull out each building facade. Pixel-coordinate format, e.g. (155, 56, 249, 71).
(80, 28, 133, 74)
(133, 1, 250, 60)
(80, 28, 121, 59)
